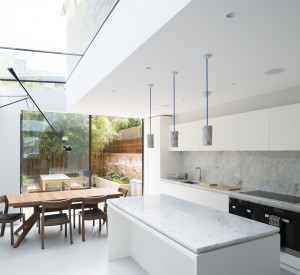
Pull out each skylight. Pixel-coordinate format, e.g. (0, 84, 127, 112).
(0, 0, 119, 85)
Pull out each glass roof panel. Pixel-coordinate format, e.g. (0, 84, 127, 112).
(0, 48, 81, 83)
(0, 0, 119, 84)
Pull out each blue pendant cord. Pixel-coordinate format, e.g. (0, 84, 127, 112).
(173, 73, 176, 132)
(150, 86, 152, 135)
(206, 58, 208, 126)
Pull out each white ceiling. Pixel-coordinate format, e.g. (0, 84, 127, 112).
(69, 0, 300, 119)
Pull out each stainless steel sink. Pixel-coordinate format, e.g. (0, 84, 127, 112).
(182, 180, 199, 184)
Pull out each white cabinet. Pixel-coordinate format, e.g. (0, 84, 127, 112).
(160, 181, 189, 201)
(160, 180, 229, 212)
(217, 114, 239, 151)
(169, 121, 199, 151)
(270, 103, 300, 150)
(198, 118, 217, 151)
(239, 109, 270, 151)
(188, 188, 229, 212)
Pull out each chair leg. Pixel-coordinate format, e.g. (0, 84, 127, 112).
(10, 223, 14, 246)
(69, 221, 73, 245)
(78, 215, 81, 234)
(38, 217, 40, 234)
(65, 223, 67, 237)
(73, 209, 76, 229)
(41, 223, 45, 249)
(82, 219, 85, 242)
(60, 210, 62, 231)
(93, 220, 95, 226)
(1, 222, 6, 236)
(23, 215, 26, 233)
(99, 219, 101, 232)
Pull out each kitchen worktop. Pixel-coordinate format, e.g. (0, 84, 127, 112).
(109, 194, 279, 254)
(161, 178, 300, 212)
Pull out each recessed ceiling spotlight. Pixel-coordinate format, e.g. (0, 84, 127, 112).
(202, 91, 212, 96)
(146, 67, 152, 70)
(182, 98, 186, 102)
(161, 104, 171, 108)
(226, 12, 236, 18)
(264, 68, 284, 75)
(111, 90, 118, 93)
(232, 83, 236, 86)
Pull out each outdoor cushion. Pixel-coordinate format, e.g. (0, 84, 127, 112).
(80, 209, 104, 217)
(44, 213, 68, 223)
(0, 213, 23, 221)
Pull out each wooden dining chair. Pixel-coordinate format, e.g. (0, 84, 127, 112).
(118, 187, 128, 197)
(41, 198, 73, 249)
(0, 195, 25, 246)
(78, 196, 107, 242)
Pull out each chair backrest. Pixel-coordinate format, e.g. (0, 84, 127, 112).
(0, 195, 8, 214)
(82, 195, 107, 207)
(42, 198, 71, 215)
(118, 187, 128, 197)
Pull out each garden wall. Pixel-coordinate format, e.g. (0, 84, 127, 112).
(102, 153, 142, 179)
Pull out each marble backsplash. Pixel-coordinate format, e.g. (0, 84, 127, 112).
(180, 151, 300, 196)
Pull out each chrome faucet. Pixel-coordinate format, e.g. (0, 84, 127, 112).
(196, 167, 202, 182)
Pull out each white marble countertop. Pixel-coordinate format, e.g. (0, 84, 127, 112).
(109, 194, 279, 254)
(161, 178, 300, 212)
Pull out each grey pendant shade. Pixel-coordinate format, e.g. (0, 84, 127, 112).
(147, 84, 154, 148)
(170, 72, 178, 147)
(202, 54, 213, 146)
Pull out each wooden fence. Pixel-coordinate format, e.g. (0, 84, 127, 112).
(103, 138, 142, 154)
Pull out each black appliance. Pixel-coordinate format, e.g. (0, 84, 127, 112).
(229, 197, 300, 258)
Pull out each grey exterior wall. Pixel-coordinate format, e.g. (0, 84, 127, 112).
(181, 151, 300, 196)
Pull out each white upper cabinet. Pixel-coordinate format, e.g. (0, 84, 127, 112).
(239, 109, 270, 151)
(169, 121, 199, 151)
(198, 118, 217, 151)
(270, 103, 300, 150)
(217, 114, 239, 151)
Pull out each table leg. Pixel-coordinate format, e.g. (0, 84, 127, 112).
(14, 223, 24, 234)
(68, 179, 71, 190)
(13, 207, 40, 248)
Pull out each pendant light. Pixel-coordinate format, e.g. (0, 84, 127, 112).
(170, 71, 178, 147)
(202, 54, 213, 146)
(147, 84, 154, 148)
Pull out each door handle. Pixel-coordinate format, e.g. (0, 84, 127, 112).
(265, 214, 290, 224)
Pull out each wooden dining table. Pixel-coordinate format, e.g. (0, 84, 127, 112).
(9, 188, 122, 248)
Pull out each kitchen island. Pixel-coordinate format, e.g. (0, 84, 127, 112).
(108, 194, 280, 275)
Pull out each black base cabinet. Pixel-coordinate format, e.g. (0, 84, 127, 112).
(229, 198, 300, 258)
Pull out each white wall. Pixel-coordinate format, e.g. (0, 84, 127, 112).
(66, 0, 192, 110)
(0, 86, 66, 198)
(143, 116, 180, 195)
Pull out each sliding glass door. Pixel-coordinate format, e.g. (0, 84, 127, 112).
(21, 110, 90, 193)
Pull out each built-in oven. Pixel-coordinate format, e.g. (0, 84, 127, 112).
(229, 198, 300, 258)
